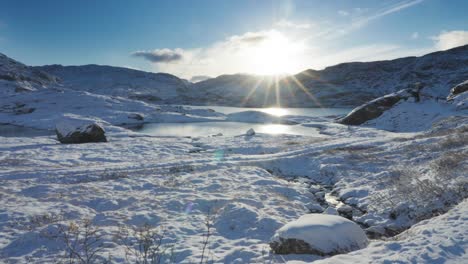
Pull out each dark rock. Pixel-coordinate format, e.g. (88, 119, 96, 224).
(14, 107, 35, 115)
(14, 85, 35, 93)
(447, 80, 468, 100)
(128, 113, 144, 121)
(338, 89, 417, 125)
(56, 123, 107, 144)
(270, 238, 328, 256)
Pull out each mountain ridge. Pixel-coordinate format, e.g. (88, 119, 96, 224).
(3, 45, 468, 107)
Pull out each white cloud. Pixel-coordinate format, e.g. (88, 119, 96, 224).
(275, 19, 312, 29)
(432, 30, 468, 50)
(411, 32, 419, 39)
(313, 0, 423, 40)
(134, 1, 436, 79)
(349, 0, 423, 31)
(147, 30, 308, 78)
(143, 28, 436, 79)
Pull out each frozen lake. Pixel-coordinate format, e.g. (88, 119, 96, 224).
(136, 121, 320, 137)
(137, 107, 350, 137)
(182, 105, 351, 117)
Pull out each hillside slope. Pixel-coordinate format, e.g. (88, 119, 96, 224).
(190, 45, 468, 107)
(35, 64, 190, 103)
(0, 53, 59, 97)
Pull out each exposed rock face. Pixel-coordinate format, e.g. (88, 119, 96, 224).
(447, 80, 468, 100)
(56, 121, 107, 144)
(0, 53, 58, 96)
(338, 89, 418, 125)
(270, 214, 368, 255)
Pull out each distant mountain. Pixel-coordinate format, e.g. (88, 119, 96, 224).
(189, 45, 468, 107)
(35, 64, 190, 103)
(3, 45, 468, 108)
(0, 53, 58, 96)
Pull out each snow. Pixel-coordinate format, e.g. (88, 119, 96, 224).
(271, 214, 368, 255)
(0, 52, 467, 263)
(314, 199, 468, 264)
(55, 118, 103, 137)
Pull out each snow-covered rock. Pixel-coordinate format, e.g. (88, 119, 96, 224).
(447, 80, 468, 100)
(338, 89, 419, 125)
(55, 119, 107, 144)
(452, 91, 468, 110)
(270, 214, 368, 255)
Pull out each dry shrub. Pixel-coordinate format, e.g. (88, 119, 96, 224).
(43, 219, 108, 264)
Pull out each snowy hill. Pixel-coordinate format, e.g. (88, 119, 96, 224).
(189, 45, 468, 107)
(7, 45, 463, 108)
(35, 64, 190, 103)
(0, 53, 59, 96)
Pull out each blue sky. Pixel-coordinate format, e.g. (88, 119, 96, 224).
(1, 0, 467, 79)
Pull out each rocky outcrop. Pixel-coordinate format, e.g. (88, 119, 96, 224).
(447, 80, 468, 100)
(0, 53, 58, 96)
(338, 88, 420, 125)
(56, 121, 107, 144)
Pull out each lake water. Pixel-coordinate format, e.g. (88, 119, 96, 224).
(137, 122, 320, 137)
(138, 107, 351, 137)
(0, 124, 53, 137)
(182, 105, 351, 117)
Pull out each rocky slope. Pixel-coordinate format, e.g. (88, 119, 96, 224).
(35, 64, 190, 103)
(0, 53, 59, 96)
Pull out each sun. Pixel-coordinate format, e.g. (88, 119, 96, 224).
(248, 31, 303, 75)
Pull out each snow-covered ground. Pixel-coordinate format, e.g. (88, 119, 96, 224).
(1, 51, 467, 263)
(1, 91, 467, 263)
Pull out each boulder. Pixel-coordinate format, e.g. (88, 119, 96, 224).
(338, 89, 418, 125)
(270, 214, 368, 255)
(128, 113, 144, 121)
(447, 80, 468, 100)
(56, 120, 107, 144)
(246, 128, 255, 136)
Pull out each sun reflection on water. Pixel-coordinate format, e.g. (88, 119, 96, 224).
(258, 124, 291, 134)
(261, 107, 288, 116)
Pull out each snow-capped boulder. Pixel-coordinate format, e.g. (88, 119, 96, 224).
(447, 80, 468, 100)
(338, 88, 419, 125)
(270, 214, 368, 255)
(55, 120, 107, 144)
(246, 128, 255, 136)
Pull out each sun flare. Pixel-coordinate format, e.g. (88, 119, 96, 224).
(262, 107, 289, 116)
(247, 31, 304, 75)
